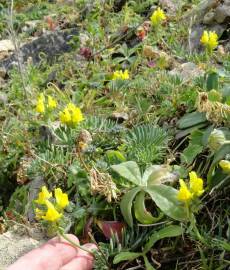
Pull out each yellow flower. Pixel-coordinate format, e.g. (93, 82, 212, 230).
(219, 160, 230, 174)
(35, 208, 44, 220)
(150, 7, 166, 26)
(189, 171, 204, 197)
(112, 70, 129, 80)
(35, 186, 52, 204)
(177, 179, 192, 202)
(59, 108, 71, 124)
(59, 103, 84, 126)
(42, 200, 62, 222)
(200, 30, 209, 44)
(200, 30, 218, 51)
(55, 188, 69, 209)
(72, 107, 84, 124)
(36, 94, 45, 113)
(47, 95, 57, 109)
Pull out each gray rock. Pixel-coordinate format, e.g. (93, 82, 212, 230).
(169, 62, 204, 82)
(0, 92, 7, 104)
(215, 5, 230, 23)
(27, 176, 45, 222)
(0, 228, 45, 269)
(203, 11, 216, 25)
(159, 0, 181, 13)
(0, 28, 78, 72)
(0, 67, 6, 78)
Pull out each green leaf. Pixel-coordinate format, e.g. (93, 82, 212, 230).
(134, 191, 163, 224)
(143, 255, 156, 270)
(145, 185, 187, 221)
(120, 187, 141, 227)
(207, 142, 230, 187)
(143, 225, 183, 253)
(142, 165, 172, 186)
(177, 112, 207, 129)
(181, 144, 203, 165)
(106, 150, 126, 164)
(113, 252, 142, 264)
(111, 161, 142, 186)
(206, 71, 219, 91)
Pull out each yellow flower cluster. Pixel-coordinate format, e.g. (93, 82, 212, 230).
(35, 186, 69, 222)
(36, 93, 57, 114)
(219, 160, 230, 174)
(150, 7, 166, 26)
(177, 171, 204, 203)
(112, 70, 129, 80)
(200, 31, 218, 52)
(59, 103, 84, 126)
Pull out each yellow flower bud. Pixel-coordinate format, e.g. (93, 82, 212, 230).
(55, 188, 69, 209)
(200, 30, 218, 52)
(150, 7, 166, 26)
(47, 95, 57, 109)
(177, 179, 192, 202)
(42, 200, 62, 222)
(35, 186, 52, 205)
(189, 171, 204, 197)
(219, 160, 230, 174)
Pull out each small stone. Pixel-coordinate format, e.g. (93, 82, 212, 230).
(169, 62, 204, 82)
(159, 0, 180, 13)
(215, 5, 230, 23)
(0, 40, 15, 52)
(111, 112, 129, 123)
(0, 92, 8, 104)
(203, 11, 215, 25)
(0, 67, 6, 78)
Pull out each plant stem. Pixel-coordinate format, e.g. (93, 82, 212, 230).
(57, 229, 95, 256)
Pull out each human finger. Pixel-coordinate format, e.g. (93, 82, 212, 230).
(60, 243, 97, 270)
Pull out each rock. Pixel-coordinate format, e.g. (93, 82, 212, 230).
(159, 0, 181, 13)
(0, 28, 78, 72)
(0, 40, 14, 52)
(111, 112, 129, 123)
(215, 4, 230, 23)
(203, 11, 216, 25)
(169, 62, 204, 82)
(0, 67, 6, 78)
(0, 92, 7, 104)
(27, 176, 45, 222)
(22, 20, 41, 33)
(143, 45, 176, 68)
(0, 228, 45, 268)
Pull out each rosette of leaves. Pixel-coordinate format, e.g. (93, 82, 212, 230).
(111, 161, 186, 227)
(125, 125, 168, 165)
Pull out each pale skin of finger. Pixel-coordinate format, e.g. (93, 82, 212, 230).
(7, 234, 96, 270)
(60, 244, 97, 270)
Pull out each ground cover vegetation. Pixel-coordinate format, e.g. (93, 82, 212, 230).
(0, 0, 230, 269)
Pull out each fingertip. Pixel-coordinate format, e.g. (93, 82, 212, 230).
(82, 243, 98, 252)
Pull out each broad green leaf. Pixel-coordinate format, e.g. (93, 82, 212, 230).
(143, 255, 156, 270)
(120, 187, 141, 227)
(134, 191, 163, 224)
(177, 112, 207, 129)
(176, 123, 209, 140)
(206, 71, 219, 91)
(145, 185, 187, 221)
(111, 161, 142, 186)
(181, 144, 203, 165)
(143, 225, 183, 253)
(207, 142, 230, 187)
(113, 252, 142, 264)
(142, 165, 172, 186)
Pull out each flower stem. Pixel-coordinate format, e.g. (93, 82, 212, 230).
(57, 229, 95, 256)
